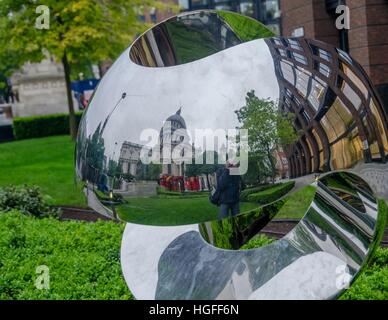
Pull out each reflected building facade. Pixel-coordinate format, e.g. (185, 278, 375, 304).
(265, 37, 388, 178)
(130, 11, 242, 67)
(119, 142, 151, 177)
(180, 0, 281, 34)
(160, 107, 189, 176)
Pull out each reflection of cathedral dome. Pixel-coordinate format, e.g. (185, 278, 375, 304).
(165, 107, 186, 129)
(159, 107, 189, 177)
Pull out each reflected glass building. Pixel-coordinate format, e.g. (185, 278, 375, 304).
(180, 0, 281, 34)
(266, 37, 388, 178)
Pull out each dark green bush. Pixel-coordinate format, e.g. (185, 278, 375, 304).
(247, 181, 295, 204)
(13, 112, 83, 140)
(240, 184, 274, 201)
(0, 185, 60, 218)
(0, 211, 131, 299)
(240, 234, 275, 249)
(341, 247, 388, 300)
(156, 186, 183, 196)
(156, 186, 209, 198)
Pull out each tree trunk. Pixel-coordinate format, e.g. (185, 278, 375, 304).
(62, 51, 77, 141)
(266, 146, 276, 184)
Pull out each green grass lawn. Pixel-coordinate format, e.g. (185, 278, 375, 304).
(274, 185, 317, 219)
(116, 196, 259, 225)
(0, 135, 85, 206)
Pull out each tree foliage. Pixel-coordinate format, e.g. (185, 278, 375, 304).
(0, 0, 178, 138)
(236, 90, 297, 182)
(0, 0, 177, 73)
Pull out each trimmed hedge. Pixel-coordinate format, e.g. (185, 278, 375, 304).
(247, 181, 295, 204)
(240, 184, 275, 201)
(156, 186, 209, 198)
(13, 112, 83, 140)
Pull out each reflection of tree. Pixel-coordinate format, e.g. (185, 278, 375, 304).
(136, 161, 162, 181)
(243, 154, 272, 185)
(163, 12, 241, 65)
(236, 91, 297, 183)
(107, 158, 120, 177)
(218, 11, 274, 42)
(84, 123, 106, 184)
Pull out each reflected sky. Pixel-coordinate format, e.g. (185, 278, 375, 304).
(83, 39, 279, 160)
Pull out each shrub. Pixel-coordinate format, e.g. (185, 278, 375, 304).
(247, 181, 295, 204)
(156, 186, 209, 198)
(0, 211, 131, 300)
(341, 247, 388, 300)
(240, 234, 275, 249)
(13, 112, 83, 140)
(240, 184, 274, 201)
(0, 185, 60, 218)
(156, 186, 183, 196)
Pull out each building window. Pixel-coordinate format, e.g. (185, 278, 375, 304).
(312, 128, 323, 152)
(310, 44, 332, 62)
(362, 115, 381, 159)
(295, 67, 311, 98)
(262, 0, 280, 20)
(303, 110, 310, 121)
(308, 77, 326, 111)
(280, 60, 295, 85)
(288, 38, 303, 51)
(341, 63, 368, 100)
(273, 37, 283, 46)
(239, 1, 255, 17)
(277, 48, 287, 57)
(292, 52, 307, 65)
(314, 61, 331, 78)
(369, 99, 388, 154)
(341, 80, 362, 110)
(330, 131, 363, 170)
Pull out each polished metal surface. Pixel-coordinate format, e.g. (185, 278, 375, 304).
(75, 10, 388, 299)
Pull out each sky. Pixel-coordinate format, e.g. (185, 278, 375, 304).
(82, 38, 280, 162)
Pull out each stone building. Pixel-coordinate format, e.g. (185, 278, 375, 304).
(118, 107, 190, 178)
(160, 108, 191, 176)
(10, 58, 79, 117)
(119, 142, 150, 177)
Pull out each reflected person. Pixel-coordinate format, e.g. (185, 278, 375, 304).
(217, 160, 244, 219)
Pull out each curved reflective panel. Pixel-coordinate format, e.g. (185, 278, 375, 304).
(130, 10, 274, 67)
(121, 171, 385, 299)
(75, 10, 388, 300)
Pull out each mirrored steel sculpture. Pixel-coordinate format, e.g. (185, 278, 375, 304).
(75, 10, 388, 299)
